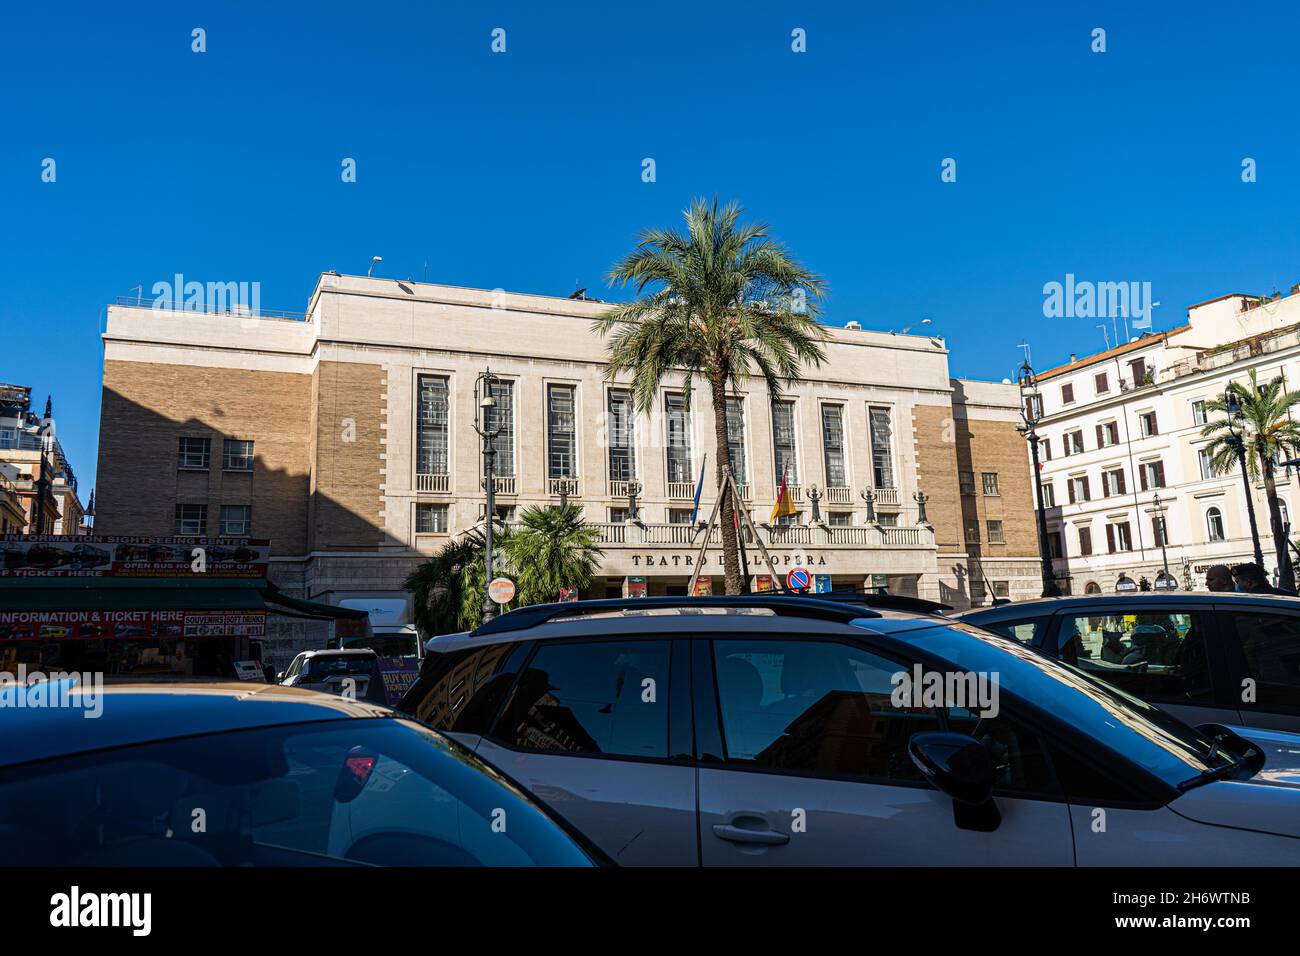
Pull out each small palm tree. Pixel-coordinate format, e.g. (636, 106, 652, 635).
(594, 197, 828, 594)
(1201, 369, 1300, 592)
(405, 506, 602, 636)
(503, 503, 604, 606)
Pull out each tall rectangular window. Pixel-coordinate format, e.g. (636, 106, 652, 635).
(821, 405, 847, 487)
(869, 407, 895, 489)
(725, 397, 747, 483)
(486, 379, 515, 477)
(547, 384, 577, 478)
(1199, 448, 1215, 479)
(416, 375, 450, 476)
(981, 472, 1000, 496)
(664, 394, 692, 484)
(1192, 400, 1207, 426)
(607, 389, 636, 482)
(771, 400, 798, 484)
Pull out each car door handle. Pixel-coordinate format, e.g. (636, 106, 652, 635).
(712, 823, 790, 846)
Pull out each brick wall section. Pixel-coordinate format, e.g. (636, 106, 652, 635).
(311, 360, 386, 550)
(96, 360, 311, 553)
(913, 405, 964, 550)
(954, 418, 1038, 556)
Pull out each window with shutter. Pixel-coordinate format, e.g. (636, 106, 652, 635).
(1106, 525, 1115, 552)
(1078, 526, 1093, 556)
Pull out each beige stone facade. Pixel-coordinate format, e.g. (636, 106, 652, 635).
(95, 273, 1042, 623)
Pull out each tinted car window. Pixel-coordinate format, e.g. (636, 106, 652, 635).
(712, 639, 936, 782)
(943, 709, 1058, 795)
(1056, 611, 1212, 702)
(0, 720, 593, 866)
(881, 621, 1240, 788)
(976, 617, 1046, 645)
(405, 642, 521, 733)
(305, 656, 377, 677)
(497, 640, 671, 758)
(1227, 612, 1300, 713)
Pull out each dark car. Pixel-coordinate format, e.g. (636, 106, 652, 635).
(957, 592, 1300, 733)
(397, 594, 1300, 866)
(0, 682, 601, 867)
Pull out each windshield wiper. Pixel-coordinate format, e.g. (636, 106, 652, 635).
(1178, 742, 1261, 792)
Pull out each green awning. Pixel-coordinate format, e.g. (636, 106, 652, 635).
(0, 577, 366, 618)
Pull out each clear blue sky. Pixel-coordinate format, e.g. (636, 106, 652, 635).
(4, 1, 1299, 498)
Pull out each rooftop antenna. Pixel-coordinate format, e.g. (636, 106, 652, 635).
(367, 256, 383, 277)
(1096, 324, 1110, 350)
(1017, 341, 1032, 366)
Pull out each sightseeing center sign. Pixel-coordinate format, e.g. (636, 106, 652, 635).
(0, 534, 271, 579)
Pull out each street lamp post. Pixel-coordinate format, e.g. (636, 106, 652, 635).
(1225, 385, 1266, 570)
(1017, 358, 1060, 597)
(473, 368, 503, 621)
(1152, 492, 1171, 585)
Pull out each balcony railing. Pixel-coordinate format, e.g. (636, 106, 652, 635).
(609, 479, 635, 498)
(558, 521, 934, 549)
(548, 477, 580, 497)
(826, 486, 853, 504)
(415, 473, 449, 493)
(667, 481, 696, 500)
(482, 476, 516, 495)
(873, 487, 900, 506)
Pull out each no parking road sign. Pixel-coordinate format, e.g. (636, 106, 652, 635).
(787, 567, 811, 591)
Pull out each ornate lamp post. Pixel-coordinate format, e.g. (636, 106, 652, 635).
(807, 484, 823, 524)
(1017, 357, 1061, 597)
(473, 368, 503, 621)
(1225, 384, 1266, 569)
(626, 479, 642, 521)
(860, 487, 877, 524)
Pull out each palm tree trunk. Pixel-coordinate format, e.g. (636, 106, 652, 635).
(710, 371, 745, 595)
(1263, 462, 1296, 592)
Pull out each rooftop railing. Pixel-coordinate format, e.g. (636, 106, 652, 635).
(112, 296, 309, 322)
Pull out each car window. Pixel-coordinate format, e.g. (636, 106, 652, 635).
(712, 639, 937, 783)
(406, 642, 522, 733)
(943, 708, 1058, 795)
(496, 640, 671, 758)
(1226, 612, 1300, 714)
(305, 656, 376, 677)
(1055, 611, 1213, 703)
(974, 617, 1046, 645)
(0, 720, 592, 867)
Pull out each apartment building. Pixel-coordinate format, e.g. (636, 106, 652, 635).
(0, 385, 85, 534)
(95, 273, 1041, 624)
(1031, 286, 1300, 592)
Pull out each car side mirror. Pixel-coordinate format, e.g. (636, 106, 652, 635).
(275, 671, 284, 682)
(908, 732, 1001, 832)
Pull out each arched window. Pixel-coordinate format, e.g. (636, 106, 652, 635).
(1206, 507, 1225, 542)
(1084, 581, 1102, 594)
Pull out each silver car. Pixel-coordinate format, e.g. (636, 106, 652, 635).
(398, 595, 1300, 866)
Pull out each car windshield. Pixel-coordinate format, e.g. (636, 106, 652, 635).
(307, 657, 376, 676)
(0, 718, 594, 866)
(870, 620, 1243, 788)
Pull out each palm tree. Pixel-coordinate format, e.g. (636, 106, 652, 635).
(405, 505, 602, 636)
(1201, 369, 1300, 592)
(594, 197, 828, 594)
(503, 503, 603, 606)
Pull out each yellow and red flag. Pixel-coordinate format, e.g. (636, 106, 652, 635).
(771, 469, 797, 523)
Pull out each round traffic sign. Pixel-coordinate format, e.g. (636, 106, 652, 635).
(488, 577, 516, 604)
(787, 567, 811, 591)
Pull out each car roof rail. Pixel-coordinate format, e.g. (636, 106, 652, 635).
(810, 589, 952, 615)
(470, 594, 881, 638)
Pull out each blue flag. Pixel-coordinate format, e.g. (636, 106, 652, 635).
(689, 454, 708, 524)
